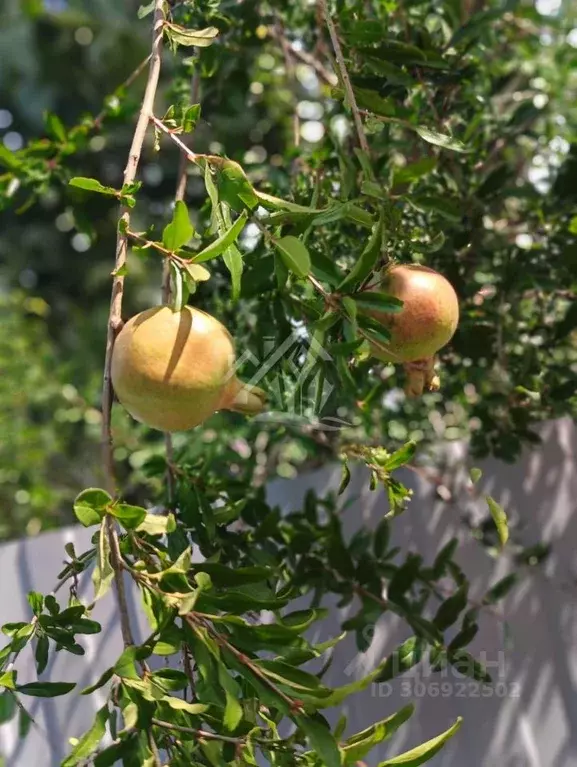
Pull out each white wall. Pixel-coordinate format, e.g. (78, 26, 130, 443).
(1, 418, 577, 766)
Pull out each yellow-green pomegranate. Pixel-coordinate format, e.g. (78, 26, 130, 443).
(111, 306, 266, 432)
(367, 264, 459, 363)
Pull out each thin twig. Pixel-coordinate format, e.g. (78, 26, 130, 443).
(101, 0, 166, 676)
(268, 27, 337, 86)
(102, 1, 166, 493)
(318, 0, 371, 159)
(94, 54, 153, 129)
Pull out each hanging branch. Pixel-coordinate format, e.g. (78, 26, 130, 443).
(317, 0, 371, 159)
(102, 1, 166, 492)
(100, 0, 166, 661)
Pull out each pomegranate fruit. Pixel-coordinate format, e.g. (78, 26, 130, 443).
(366, 264, 459, 363)
(111, 306, 266, 432)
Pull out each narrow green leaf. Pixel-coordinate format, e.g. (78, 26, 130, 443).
(69, 178, 118, 195)
(18, 705, 33, 739)
(44, 112, 66, 142)
(353, 292, 404, 313)
(92, 521, 114, 602)
(483, 573, 517, 605)
(433, 585, 468, 631)
(137, 1, 155, 18)
(61, 705, 109, 767)
(165, 23, 219, 48)
(27, 591, 43, 615)
(384, 441, 417, 470)
(470, 467, 482, 484)
(35, 635, 49, 675)
(274, 236, 311, 278)
(415, 126, 469, 153)
(378, 718, 462, 766)
(163, 200, 193, 251)
(215, 159, 258, 211)
(161, 696, 208, 715)
(297, 714, 341, 767)
(81, 667, 114, 695)
(218, 665, 243, 731)
(0, 671, 16, 690)
(486, 496, 509, 547)
(392, 157, 437, 186)
(223, 245, 243, 302)
(338, 216, 384, 292)
(343, 706, 414, 764)
(377, 636, 425, 683)
(193, 211, 247, 263)
(16, 681, 75, 697)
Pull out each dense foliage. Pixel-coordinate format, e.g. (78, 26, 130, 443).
(0, 0, 576, 765)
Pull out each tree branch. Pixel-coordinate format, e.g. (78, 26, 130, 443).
(101, 2, 165, 494)
(317, 0, 371, 159)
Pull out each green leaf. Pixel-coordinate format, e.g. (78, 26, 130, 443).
(338, 461, 351, 496)
(333, 86, 397, 117)
(470, 467, 483, 484)
(223, 245, 243, 302)
(373, 518, 390, 558)
(44, 112, 66, 142)
(297, 714, 341, 767)
(0, 671, 16, 690)
(378, 717, 462, 765)
(215, 159, 258, 211)
(163, 200, 194, 252)
(274, 236, 311, 278)
(433, 585, 468, 631)
(392, 157, 437, 186)
(414, 126, 469, 153)
(384, 441, 417, 470)
(18, 705, 33, 739)
(486, 496, 509, 547)
(218, 664, 243, 731)
(69, 177, 118, 196)
(27, 591, 43, 615)
(161, 696, 208, 715)
(165, 23, 219, 48)
(0, 144, 21, 170)
(377, 636, 425, 682)
(16, 681, 75, 697)
(151, 668, 189, 692)
(73, 488, 112, 527)
(81, 667, 114, 695)
(109, 503, 147, 530)
(410, 195, 462, 222)
(352, 292, 404, 313)
(137, 1, 155, 18)
(0, 691, 16, 724)
(92, 521, 114, 602)
(61, 705, 109, 767)
(483, 573, 517, 604)
(343, 706, 414, 764)
(193, 211, 248, 263)
(114, 647, 140, 680)
(449, 650, 491, 683)
(338, 216, 384, 292)
(35, 635, 49, 675)
(136, 512, 176, 536)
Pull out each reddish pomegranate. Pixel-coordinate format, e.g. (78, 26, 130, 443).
(367, 264, 459, 363)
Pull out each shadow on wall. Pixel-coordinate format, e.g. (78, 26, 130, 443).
(0, 419, 576, 766)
